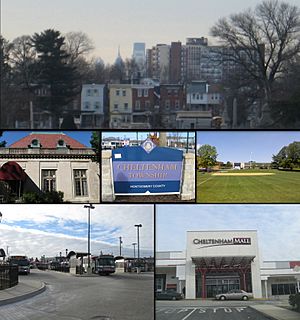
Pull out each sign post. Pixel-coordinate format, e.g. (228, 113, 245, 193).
(111, 138, 183, 195)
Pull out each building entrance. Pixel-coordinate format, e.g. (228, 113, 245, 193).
(196, 273, 240, 298)
(206, 275, 240, 298)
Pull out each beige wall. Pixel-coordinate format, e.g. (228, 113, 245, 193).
(109, 85, 133, 128)
(0, 158, 100, 203)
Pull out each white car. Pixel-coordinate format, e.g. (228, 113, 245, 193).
(216, 290, 253, 301)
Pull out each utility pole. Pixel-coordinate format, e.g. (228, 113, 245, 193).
(134, 224, 142, 273)
(119, 237, 123, 256)
(84, 204, 95, 274)
(132, 243, 137, 259)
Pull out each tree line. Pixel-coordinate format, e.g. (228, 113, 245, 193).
(0, 29, 141, 128)
(272, 141, 300, 170)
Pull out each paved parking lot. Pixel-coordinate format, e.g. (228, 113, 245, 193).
(0, 270, 154, 320)
(156, 306, 271, 320)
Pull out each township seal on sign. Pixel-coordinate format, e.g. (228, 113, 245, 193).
(141, 138, 156, 154)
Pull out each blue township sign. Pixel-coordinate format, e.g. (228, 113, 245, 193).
(112, 139, 183, 195)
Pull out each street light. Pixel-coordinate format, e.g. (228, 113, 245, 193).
(132, 242, 137, 259)
(84, 204, 95, 274)
(119, 236, 123, 256)
(134, 224, 142, 273)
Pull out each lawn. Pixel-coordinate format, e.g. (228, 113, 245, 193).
(197, 169, 300, 203)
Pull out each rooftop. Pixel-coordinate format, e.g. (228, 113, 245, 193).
(9, 132, 87, 149)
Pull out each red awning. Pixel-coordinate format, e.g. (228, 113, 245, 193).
(0, 161, 26, 181)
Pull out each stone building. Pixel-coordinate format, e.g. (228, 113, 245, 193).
(0, 132, 99, 203)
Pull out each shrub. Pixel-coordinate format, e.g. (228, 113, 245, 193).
(22, 191, 64, 203)
(289, 293, 300, 312)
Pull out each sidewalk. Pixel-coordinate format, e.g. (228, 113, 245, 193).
(0, 278, 46, 306)
(250, 304, 300, 320)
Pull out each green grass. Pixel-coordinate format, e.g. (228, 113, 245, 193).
(197, 169, 300, 203)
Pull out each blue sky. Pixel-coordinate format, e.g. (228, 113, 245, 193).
(0, 204, 154, 259)
(197, 131, 300, 163)
(1, 131, 94, 147)
(156, 204, 300, 261)
(3, 0, 299, 63)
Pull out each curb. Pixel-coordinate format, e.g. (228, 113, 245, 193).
(0, 282, 46, 306)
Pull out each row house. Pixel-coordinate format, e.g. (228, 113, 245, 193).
(80, 80, 222, 129)
(131, 85, 158, 129)
(176, 81, 222, 129)
(159, 84, 185, 128)
(109, 84, 133, 129)
(81, 84, 107, 128)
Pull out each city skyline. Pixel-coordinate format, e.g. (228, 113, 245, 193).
(0, 204, 154, 258)
(3, 0, 299, 63)
(156, 204, 300, 261)
(197, 131, 300, 163)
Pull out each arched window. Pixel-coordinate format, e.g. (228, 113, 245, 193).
(31, 139, 40, 148)
(57, 139, 66, 148)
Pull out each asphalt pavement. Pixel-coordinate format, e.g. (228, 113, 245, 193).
(156, 305, 270, 320)
(156, 300, 300, 320)
(0, 269, 154, 320)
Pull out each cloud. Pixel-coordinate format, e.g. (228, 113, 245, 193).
(0, 204, 154, 258)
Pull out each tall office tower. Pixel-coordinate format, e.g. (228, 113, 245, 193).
(169, 42, 182, 84)
(133, 42, 146, 72)
(146, 44, 170, 83)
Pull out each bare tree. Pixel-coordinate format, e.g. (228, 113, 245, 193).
(10, 35, 37, 88)
(0, 36, 15, 127)
(64, 31, 94, 64)
(211, 0, 300, 125)
(125, 58, 140, 82)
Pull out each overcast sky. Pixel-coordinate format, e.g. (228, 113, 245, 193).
(0, 204, 154, 259)
(3, 0, 299, 63)
(156, 204, 300, 262)
(197, 131, 300, 163)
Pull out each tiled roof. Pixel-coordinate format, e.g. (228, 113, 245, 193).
(9, 132, 87, 149)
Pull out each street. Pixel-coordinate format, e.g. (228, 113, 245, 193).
(156, 303, 271, 320)
(0, 269, 154, 320)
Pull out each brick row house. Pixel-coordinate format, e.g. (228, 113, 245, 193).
(80, 80, 222, 129)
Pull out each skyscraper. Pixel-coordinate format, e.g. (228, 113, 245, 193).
(133, 42, 146, 67)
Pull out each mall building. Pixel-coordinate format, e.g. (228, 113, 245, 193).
(156, 231, 300, 299)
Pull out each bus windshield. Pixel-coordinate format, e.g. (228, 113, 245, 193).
(10, 259, 29, 266)
(98, 258, 114, 266)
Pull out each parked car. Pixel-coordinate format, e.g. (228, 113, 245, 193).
(156, 290, 184, 301)
(215, 290, 253, 301)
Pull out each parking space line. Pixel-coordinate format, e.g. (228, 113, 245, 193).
(181, 308, 197, 320)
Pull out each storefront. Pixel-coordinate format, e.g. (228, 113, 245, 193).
(156, 230, 300, 299)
